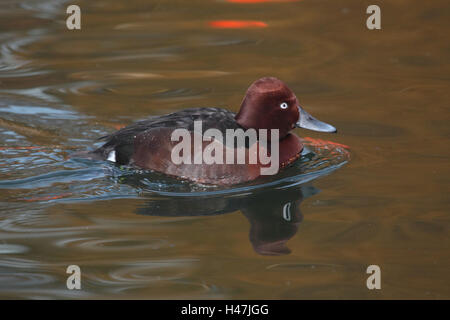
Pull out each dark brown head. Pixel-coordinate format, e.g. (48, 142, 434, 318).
(235, 77, 336, 139)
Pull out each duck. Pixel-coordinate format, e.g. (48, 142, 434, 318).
(87, 77, 337, 185)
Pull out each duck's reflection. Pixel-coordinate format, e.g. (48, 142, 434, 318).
(136, 184, 319, 256)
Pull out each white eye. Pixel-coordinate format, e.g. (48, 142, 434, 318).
(280, 102, 289, 109)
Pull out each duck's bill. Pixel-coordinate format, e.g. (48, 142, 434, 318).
(296, 106, 337, 133)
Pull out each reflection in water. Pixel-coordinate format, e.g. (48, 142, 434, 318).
(242, 188, 307, 255)
(137, 184, 318, 256)
(208, 20, 268, 29)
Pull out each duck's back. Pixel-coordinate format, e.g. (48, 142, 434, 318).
(93, 107, 241, 165)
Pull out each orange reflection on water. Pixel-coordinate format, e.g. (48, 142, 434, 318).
(303, 137, 350, 150)
(226, 0, 300, 3)
(208, 20, 268, 28)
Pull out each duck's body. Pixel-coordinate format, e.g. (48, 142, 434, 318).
(87, 77, 336, 185)
(94, 108, 239, 163)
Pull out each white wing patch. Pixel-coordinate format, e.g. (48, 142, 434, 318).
(107, 150, 116, 162)
(282, 202, 292, 221)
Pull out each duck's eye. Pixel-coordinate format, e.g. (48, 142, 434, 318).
(280, 102, 289, 109)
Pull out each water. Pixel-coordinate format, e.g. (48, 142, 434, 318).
(0, 0, 449, 299)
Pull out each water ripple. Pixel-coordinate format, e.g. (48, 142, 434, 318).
(55, 237, 170, 252)
(0, 244, 29, 254)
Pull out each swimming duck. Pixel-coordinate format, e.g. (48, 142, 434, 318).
(89, 77, 336, 185)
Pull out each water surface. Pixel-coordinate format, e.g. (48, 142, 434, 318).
(0, 0, 449, 299)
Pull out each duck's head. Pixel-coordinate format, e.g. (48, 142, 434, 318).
(235, 77, 336, 138)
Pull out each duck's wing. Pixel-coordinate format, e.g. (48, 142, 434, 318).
(93, 107, 239, 164)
